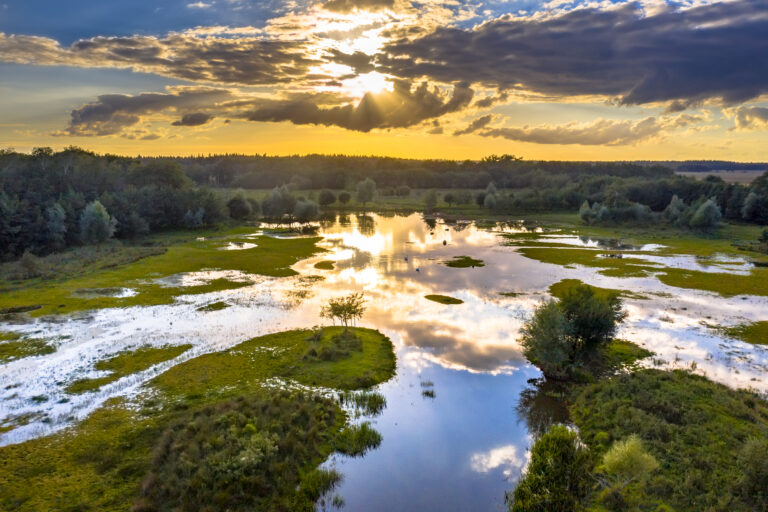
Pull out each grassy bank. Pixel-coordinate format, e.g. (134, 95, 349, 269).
(0, 326, 396, 511)
(0, 226, 324, 317)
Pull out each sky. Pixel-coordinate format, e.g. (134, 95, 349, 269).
(0, 0, 767, 160)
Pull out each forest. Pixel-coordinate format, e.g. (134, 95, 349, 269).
(1, 147, 767, 262)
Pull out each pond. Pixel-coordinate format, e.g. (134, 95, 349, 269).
(1, 213, 767, 510)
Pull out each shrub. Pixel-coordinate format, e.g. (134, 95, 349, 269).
(338, 191, 351, 204)
(558, 284, 625, 350)
(520, 300, 574, 380)
(600, 435, 658, 489)
(227, 194, 252, 220)
(507, 425, 592, 512)
(355, 178, 376, 205)
(318, 189, 336, 206)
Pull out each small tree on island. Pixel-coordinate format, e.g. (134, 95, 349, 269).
(321, 292, 366, 335)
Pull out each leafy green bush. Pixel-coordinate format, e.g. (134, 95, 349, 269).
(559, 284, 626, 349)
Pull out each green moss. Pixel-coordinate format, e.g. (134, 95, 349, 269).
(313, 260, 335, 270)
(0, 327, 396, 511)
(549, 279, 647, 301)
(66, 344, 193, 394)
(0, 227, 325, 317)
(424, 294, 464, 305)
(444, 255, 485, 268)
(721, 321, 768, 345)
(571, 369, 768, 511)
(0, 332, 55, 363)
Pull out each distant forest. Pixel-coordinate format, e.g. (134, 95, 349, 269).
(1, 147, 767, 262)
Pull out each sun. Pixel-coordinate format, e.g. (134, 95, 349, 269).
(342, 71, 394, 98)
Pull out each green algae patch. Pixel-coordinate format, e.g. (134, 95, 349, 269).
(0, 327, 395, 512)
(314, 260, 335, 270)
(0, 332, 55, 363)
(0, 228, 325, 317)
(721, 321, 768, 345)
(549, 279, 648, 301)
(66, 344, 193, 394)
(444, 255, 485, 268)
(425, 294, 464, 305)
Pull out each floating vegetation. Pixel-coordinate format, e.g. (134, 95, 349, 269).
(196, 300, 231, 312)
(314, 260, 335, 270)
(720, 321, 768, 346)
(339, 390, 387, 416)
(425, 294, 464, 305)
(444, 256, 485, 268)
(422, 389, 436, 399)
(498, 291, 521, 297)
(334, 421, 383, 457)
(548, 279, 648, 301)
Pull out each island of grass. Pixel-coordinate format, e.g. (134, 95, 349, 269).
(0, 226, 325, 317)
(66, 344, 193, 394)
(0, 326, 396, 512)
(425, 294, 464, 305)
(313, 260, 335, 270)
(196, 300, 230, 312)
(0, 331, 56, 363)
(444, 256, 485, 268)
(549, 278, 648, 301)
(721, 321, 768, 346)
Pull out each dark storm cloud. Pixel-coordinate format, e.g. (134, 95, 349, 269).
(326, 49, 376, 74)
(65, 88, 231, 135)
(172, 112, 214, 126)
(379, 0, 768, 106)
(322, 0, 396, 13)
(0, 32, 319, 86)
(454, 114, 494, 135)
(242, 80, 473, 132)
(479, 114, 704, 145)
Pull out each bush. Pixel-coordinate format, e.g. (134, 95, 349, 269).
(737, 438, 768, 508)
(520, 300, 574, 380)
(293, 200, 319, 223)
(600, 435, 658, 489)
(227, 194, 252, 220)
(507, 425, 592, 512)
(338, 191, 351, 205)
(318, 189, 336, 206)
(689, 198, 722, 232)
(356, 178, 376, 205)
(558, 284, 625, 350)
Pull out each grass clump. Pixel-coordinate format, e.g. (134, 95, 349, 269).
(0, 331, 55, 363)
(0, 327, 395, 511)
(722, 321, 768, 345)
(422, 389, 436, 398)
(339, 390, 387, 416)
(334, 422, 383, 457)
(313, 260, 335, 270)
(424, 294, 464, 305)
(444, 255, 485, 268)
(303, 330, 363, 362)
(549, 279, 647, 301)
(134, 392, 341, 512)
(570, 369, 768, 511)
(66, 345, 193, 394)
(196, 301, 230, 312)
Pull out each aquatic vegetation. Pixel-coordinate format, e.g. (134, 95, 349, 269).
(548, 279, 647, 301)
(0, 227, 325, 317)
(338, 390, 387, 416)
(334, 422, 383, 457)
(314, 260, 335, 270)
(0, 332, 55, 363)
(66, 344, 193, 394)
(422, 389, 436, 398)
(0, 327, 395, 511)
(571, 369, 768, 511)
(722, 321, 768, 345)
(424, 294, 464, 305)
(196, 300, 231, 312)
(444, 256, 485, 268)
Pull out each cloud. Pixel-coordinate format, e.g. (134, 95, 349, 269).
(186, 1, 212, 8)
(242, 80, 473, 132)
(731, 106, 768, 130)
(172, 112, 214, 126)
(322, 0, 395, 13)
(454, 114, 494, 135)
(470, 444, 528, 478)
(479, 114, 704, 145)
(0, 32, 318, 86)
(379, 0, 768, 106)
(64, 87, 231, 136)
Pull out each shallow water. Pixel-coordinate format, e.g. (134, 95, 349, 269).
(1, 213, 768, 510)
